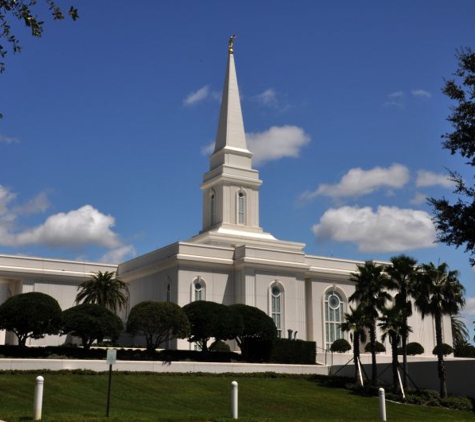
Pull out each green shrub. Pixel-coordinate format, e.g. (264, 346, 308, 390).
(271, 339, 316, 364)
(209, 340, 231, 352)
(432, 343, 453, 356)
(364, 341, 386, 354)
(406, 342, 424, 355)
(330, 338, 351, 353)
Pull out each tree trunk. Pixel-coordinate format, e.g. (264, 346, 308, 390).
(402, 333, 408, 389)
(435, 312, 448, 398)
(369, 325, 377, 384)
(18, 334, 27, 348)
(391, 334, 399, 393)
(353, 332, 360, 382)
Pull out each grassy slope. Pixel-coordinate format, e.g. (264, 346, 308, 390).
(0, 372, 474, 421)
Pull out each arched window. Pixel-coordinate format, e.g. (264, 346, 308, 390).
(237, 190, 245, 224)
(166, 283, 171, 302)
(270, 282, 284, 337)
(324, 289, 346, 350)
(192, 277, 206, 301)
(210, 189, 216, 226)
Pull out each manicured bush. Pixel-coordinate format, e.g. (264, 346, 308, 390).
(209, 340, 231, 352)
(364, 341, 386, 354)
(183, 301, 243, 352)
(271, 339, 316, 364)
(127, 301, 190, 353)
(432, 343, 454, 356)
(62, 304, 123, 350)
(230, 304, 277, 361)
(0, 292, 62, 347)
(406, 342, 424, 356)
(330, 338, 351, 353)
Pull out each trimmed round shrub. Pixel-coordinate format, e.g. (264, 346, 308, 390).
(330, 338, 351, 353)
(406, 342, 424, 356)
(364, 341, 386, 354)
(432, 343, 453, 356)
(209, 340, 231, 352)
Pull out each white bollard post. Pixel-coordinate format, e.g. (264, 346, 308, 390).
(378, 387, 386, 421)
(231, 381, 238, 419)
(33, 376, 44, 420)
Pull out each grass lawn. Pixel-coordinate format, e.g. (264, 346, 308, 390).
(0, 371, 474, 421)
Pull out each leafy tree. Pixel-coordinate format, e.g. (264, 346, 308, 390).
(413, 262, 465, 397)
(126, 301, 190, 353)
(76, 271, 129, 313)
(429, 47, 475, 265)
(61, 303, 123, 350)
(379, 305, 412, 393)
(183, 301, 243, 352)
(0, 1, 79, 73)
(0, 292, 61, 347)
(385, 254, 418, 388)
(229, 304, 277, 360)
(340, 305, 367, 383)
(349, 261, 393, 384)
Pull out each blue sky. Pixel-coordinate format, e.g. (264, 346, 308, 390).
(1, 1, 475, 329)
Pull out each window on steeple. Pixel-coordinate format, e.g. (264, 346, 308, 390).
(237, 190, 245, 224)
(210, 190, 216, 226)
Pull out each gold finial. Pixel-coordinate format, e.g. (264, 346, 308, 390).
(228, 34, 237, 54)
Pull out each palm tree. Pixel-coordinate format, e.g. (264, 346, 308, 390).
(385, 254, 418, 388)
(76, 271, 129, 313)
(451, 314, 469, 348)
(451, 313, 469, 355)
(340, 305, 368, 384)
(378, 305, 412, 393)
(349, 261, 393, 384)
(413, 262, 465, 398)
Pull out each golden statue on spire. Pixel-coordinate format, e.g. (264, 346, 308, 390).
(228, 34, 237, 54)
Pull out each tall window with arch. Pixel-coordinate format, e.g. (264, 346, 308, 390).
(270, 282, 283, 337)
(193, 277, 205, 301)
(166, 283, 171, 302)
(210, 189, 216, 226)
(237, 190, 245, 224)
(324, 289, 346, 350)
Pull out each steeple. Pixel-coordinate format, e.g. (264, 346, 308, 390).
(189, 36, 304, 252)
(213, 35, 249, 156)
(198, 36, 268, 241)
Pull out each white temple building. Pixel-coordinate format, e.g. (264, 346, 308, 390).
(0, 40, 451, 355)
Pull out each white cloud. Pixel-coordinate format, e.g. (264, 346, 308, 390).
(412, 89, 432, 98)
(312, 205, 436, 252)
(254, 88, 278, 106)
(301, 164, 409, 201)
(0, 185, 17, 215)
(388, 91, 404, 98)
(14, 192, 51, 215)
(0, 134, 20, 144)
(1, 205, 121, 249)
(410, 192, 428, 205)
(201, 126, 310, 165)
(384, 91, 404, 108)
(183, 85, 210, 106)
(246, 125, 310, 166)
(201, 141, 214, 156)
(416, 170, 455, 188)
(100, 245, 136, 264)
(462, 296, 475, 316)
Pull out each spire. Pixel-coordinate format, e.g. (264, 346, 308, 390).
(213, 35, 250, 154)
